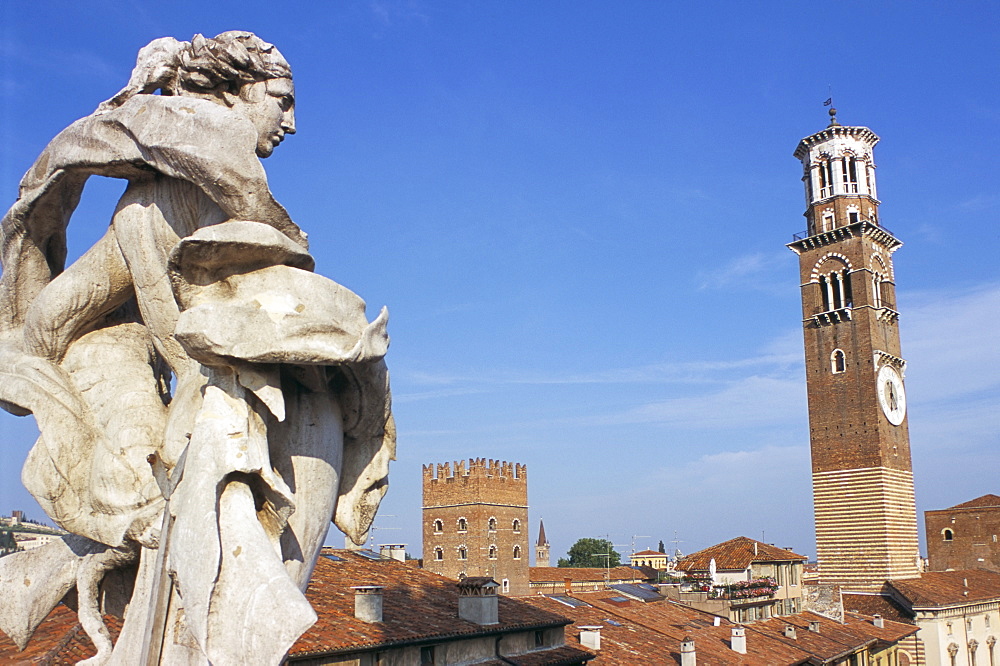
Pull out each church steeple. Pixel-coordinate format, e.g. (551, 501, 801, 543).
(535, 519, 550, 568)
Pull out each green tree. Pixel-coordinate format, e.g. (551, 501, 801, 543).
(557, 538, 621, 568)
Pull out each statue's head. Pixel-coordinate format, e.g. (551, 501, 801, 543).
(99, 31, 296, 158)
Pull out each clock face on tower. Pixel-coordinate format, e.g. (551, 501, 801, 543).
(877, 365, 906, 426)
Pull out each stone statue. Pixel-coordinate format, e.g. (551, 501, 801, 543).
(0, 32, 395, 665)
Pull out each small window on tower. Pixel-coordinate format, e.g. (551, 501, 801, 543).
(831, 350, 846, 374)
(943, 529, 954, 542)
(458, 547, 468, 560)
(433, 519, 443, 533)
(512, 519, 521, 533)
(513, 545, 522, 559)
(502, 578, 510, 593)
(489, 545, 497, 560)
(434, 547, 443, 561)
(488, 517, 497, 532)
(457, 517, 468, 532)
(849, 211, 859, 225)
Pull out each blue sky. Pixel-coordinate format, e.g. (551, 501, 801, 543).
(1, 1, 997, 564)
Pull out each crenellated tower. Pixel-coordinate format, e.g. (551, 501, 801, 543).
(788, 109, 920, 589)
(422, 459, 530, 595)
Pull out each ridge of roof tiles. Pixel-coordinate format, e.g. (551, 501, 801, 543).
(632, 549, 665, 557)
(944, 493, 1000, 510)
(529, 566, 652, 583)
(675, 536, 807, 572)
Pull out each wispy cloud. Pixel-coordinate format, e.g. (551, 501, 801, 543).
(697, 252, 791, 292)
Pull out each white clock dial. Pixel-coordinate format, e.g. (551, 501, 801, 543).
(876, 365, 906, 426)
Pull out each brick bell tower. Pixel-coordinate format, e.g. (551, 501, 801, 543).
(788, 108, 920, 589)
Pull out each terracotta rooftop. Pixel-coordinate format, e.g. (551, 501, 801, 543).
(842, 592, 913, 624)
(293, 550, 578, 658)
(529, 566, 653, 584)
(0, 550, 591, 663)
(0, 604, 122, 665)
(887, 569, 1000, 609)
(631, 549, 665, 557)
(521, 591, 916, 665)
(676, 536, 806, 573)
(939, 494, 1000, 510)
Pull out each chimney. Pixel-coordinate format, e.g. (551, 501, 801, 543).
(713, 616, 721, 627)
(784, 625, 797, 639)
(579, 625, 602, 650)
(680, 636, 696, 666)
(379, 544, 406, 562)
(352, 586, 384, 623)
(809, 621, 821, 633)
(731, 626, 747, 654)
(564, 577, 572, 594)
(457, 577, 500, 625)
(873, 614, 884, 629)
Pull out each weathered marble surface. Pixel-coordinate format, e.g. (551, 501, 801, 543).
(0, 32, 394, 665)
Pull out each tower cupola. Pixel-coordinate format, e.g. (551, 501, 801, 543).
(794, 111, 881, 237)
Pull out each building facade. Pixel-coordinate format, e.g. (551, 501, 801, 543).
(422, 459, 530, 596)
(788, 110, 921, 589)
(926, 494, 1000, 574)
(673, 536, 806, 622)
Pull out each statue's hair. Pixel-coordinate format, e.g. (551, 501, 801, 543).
(96, 31, 290, 113)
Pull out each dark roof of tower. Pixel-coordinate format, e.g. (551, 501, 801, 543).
(537, 519, 548, 546)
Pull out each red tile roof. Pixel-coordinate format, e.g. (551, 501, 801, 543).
(520, 592, 916, 665)
(529, 566, 652, 584)
(0, 605, 122, 665)
(631, 550, 665, 557)
(293, 551, 575, 658)
(945, 494, 1000, 510)
(0, 551, 587, 664)
(676, 537, 806, 573)
(887, 570, 1000, 609)
(842, 593, 913, 624)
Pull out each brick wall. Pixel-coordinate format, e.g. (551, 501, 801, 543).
(422, 459, 530, 595)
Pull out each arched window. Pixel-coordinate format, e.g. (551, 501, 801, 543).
(512, 519, 521, 533)
(943, 528, 954, 542)
(831, 349, 846, 374)
(488, 545, 497, 560)
(434, 547, 444, 561)
(818, 270, 852, 310)
(458, 546, 467, 560)
(842, 153, 859, 193)
(457, 517, 467, 532)
(488, 517, 497, 532)
(433, 519, 443, 533)
(513, 545, 522, 560)
(819, 159, 834, 198)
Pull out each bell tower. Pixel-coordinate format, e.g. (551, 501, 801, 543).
(788, 109, 920, 588)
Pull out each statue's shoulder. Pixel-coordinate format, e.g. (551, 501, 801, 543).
(109, 95, 254, 140)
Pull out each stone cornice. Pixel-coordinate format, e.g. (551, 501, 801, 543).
(794, 125, 880, 159)
(788, 221, 902, 254)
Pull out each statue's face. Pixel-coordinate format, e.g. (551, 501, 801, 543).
(234, 77, 296, 158)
